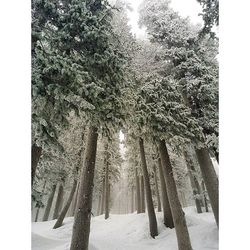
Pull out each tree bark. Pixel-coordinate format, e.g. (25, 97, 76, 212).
(140, 175, 146, 213)
(135, 168, 142, 213)
(32, 144, 42, 186)
(35, 206, 40, 222)
(43, 184, 57, 221)
(34, 180, 46, 222)
(183, 150, 202, 213)
(157, 158, 174, 228)
(131, 186, 134, 213)
(202, 181, 209, 212)
(195, 147, 219, 226)
(104, 155, 110, 220)
(153, 165, 162, 212)
(53, 180, 77, 229)
(53, 182, 64, 220)
(100, 178, 105, 215)
(70, 126, 98, 250)
(139, 138, 158, 238)
(70, 182, 79, 217)
(97, 195, 101, 216)
(159, 140, 192, 250)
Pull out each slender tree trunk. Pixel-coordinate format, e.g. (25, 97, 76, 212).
(157, 158, 174, 228)
(31, 144, 42, 186)
(202, 181, 209, 212)
(159, 140, 192, 250)
(43, 184, 57, 221)
(140, 175, 145, 213)
(153, 165, 162, 212)
(183, 150, 202, 213)
(180, 192, 187, 207)
(70, 126, 98, 250)
(97, 195, 101, 216)
(34, 180, 46, 222)
(195, 147, 219, 226)
(53, 180, 77, 229)
(100, 178, 105, 215)
(131, 186, 134, 213)
(35, 206, 40, 222)
(135, 168, 142, 213)
(53, 182, 64, 220)
(70, 182, 79, 217)
(104, 157, 110, 220)
(139, 138, 158, 238)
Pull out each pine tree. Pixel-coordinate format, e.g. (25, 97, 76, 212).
(139, 0, 219, 226)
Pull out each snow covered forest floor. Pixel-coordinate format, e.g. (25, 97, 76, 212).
(32, 206, 218, 250)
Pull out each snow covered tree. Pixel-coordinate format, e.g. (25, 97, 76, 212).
(197, 0, 219, 36)
(139, 0, 219, 227)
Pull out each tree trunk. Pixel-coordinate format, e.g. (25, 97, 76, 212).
(34, 180, 46, 222)
(139, 138, 158, 238)
(31, 144, 42, 186)
(159, 140, 192, 250)
(180, 192, 187, 207)
(53, 183, 64, 220)
(100, 178, 105, 215)
(70, 126, 98, 250)
(131, 186, 134, 213)
(135, 168, 142, 213)
(104, 156, 110, 220)
(70, 182, 79, 217)
(153, 165, 162, 212)
(53, 180, 77, 229)
(140, 175, 146, 213)
(43, 184, 57, 221)
(183, 150, 202, 214)
(202, 181, 209, 212)
(157, 158, 174, 228)
(195, 147, 219, 226)
(35, 206, 40, 222)
(97, 195, 101, 216)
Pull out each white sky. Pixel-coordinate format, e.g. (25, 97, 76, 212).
(127, 0, 203, 38)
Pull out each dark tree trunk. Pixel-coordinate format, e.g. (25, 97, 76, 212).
(195, 147, 219, 226)
(153, 165, 162, 212)
(34, 180, 46, 222)
(104, 157, 110, 220)
(53, 183, 64, 220)
(43, 184, 57, 221)
(159, 140, 192, 250)
(140, 175, 146, 213)
(70, 126, 98, 250)
(135, 168, 142, 213)
(183, 150, 202, 214)
(157, 158, 174, 228)
(131, 186, 134, 213)
(35, 206, 40, 222)
(100, 178, 105, 215)
(53, 180, 78, 229)
(139, 138, 158, 238)
(31, 144, 42, 186)
(70, 182, 79, 217)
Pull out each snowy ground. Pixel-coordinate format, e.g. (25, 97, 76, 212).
(32, 206, 218, 250)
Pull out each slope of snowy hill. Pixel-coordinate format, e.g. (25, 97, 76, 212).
(32, 206, 218, 250)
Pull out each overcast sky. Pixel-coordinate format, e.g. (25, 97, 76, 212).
(126, 0, 203, 38)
